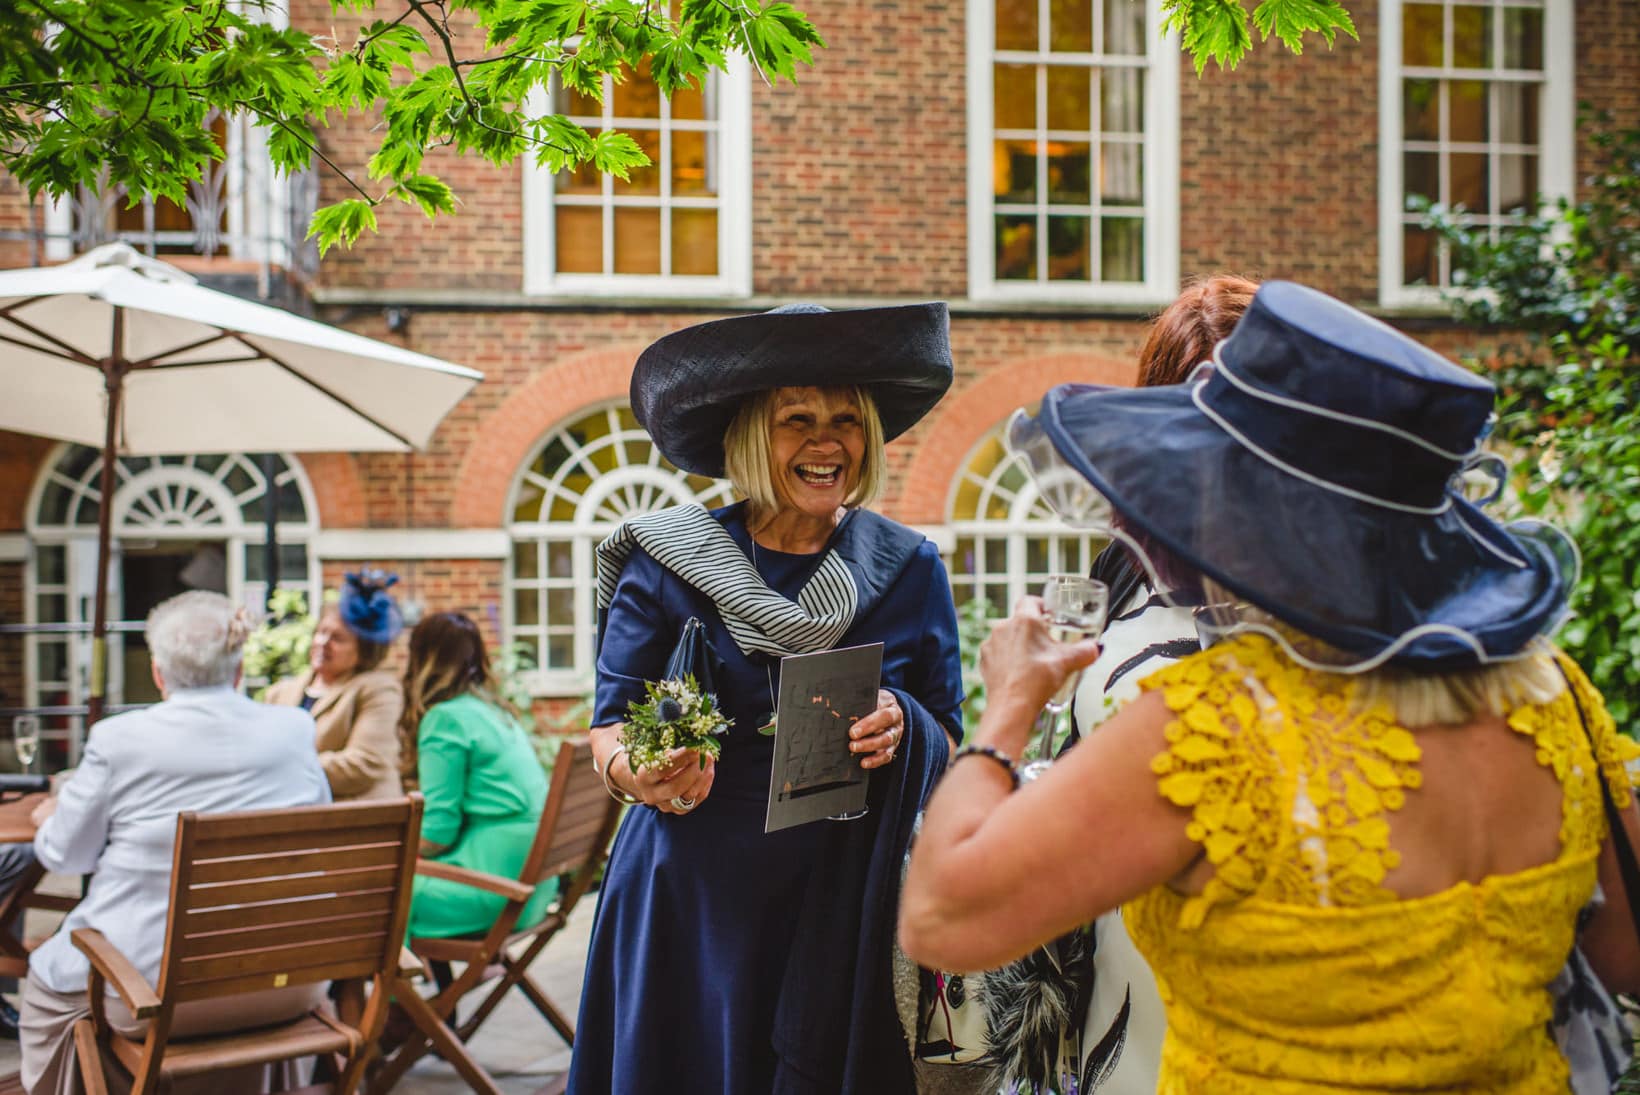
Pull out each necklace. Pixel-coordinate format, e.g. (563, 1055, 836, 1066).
(749, 536, 779, 736)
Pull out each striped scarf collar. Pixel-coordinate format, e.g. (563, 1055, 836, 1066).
(596, 503, 861, 659)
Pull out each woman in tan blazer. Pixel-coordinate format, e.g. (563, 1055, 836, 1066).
(265, 571, 405, 800)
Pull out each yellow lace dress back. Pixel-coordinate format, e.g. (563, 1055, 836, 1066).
(1124, 634, 1637, 1094)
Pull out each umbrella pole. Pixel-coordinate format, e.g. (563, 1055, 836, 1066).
(88, 319, 127, 728)
(262, 453, 280, 611)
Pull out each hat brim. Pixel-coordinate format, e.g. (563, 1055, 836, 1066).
(631, 303, 953, 477)
(1027, 382, 1574, 669)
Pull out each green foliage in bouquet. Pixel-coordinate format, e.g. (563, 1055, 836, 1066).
(242, 588, 316, 699)
(620, 675, 731, 773)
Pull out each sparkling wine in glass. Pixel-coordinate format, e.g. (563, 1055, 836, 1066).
(12, 716, 39, 774)
(1021, 576, 1109, 783)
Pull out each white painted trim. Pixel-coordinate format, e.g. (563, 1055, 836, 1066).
(314, 528, 511, 560)
(1378, 0, 1574, 306)
(523, 54, 752, 298)
(0, 534, 25, 563)
(913, 525, 956, 554)
(965, 0, 1179, 305)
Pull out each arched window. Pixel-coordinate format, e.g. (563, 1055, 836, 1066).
(506, 402, 736, 695)
(947, 421, 1105, 618)
(26, 445, 318, 763)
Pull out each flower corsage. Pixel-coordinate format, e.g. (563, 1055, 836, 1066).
(620, 675, 732, 772)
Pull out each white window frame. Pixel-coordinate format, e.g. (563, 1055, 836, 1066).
(966, 0, 1179, 306)
(522, 56, 753, 298)
(504, 402, 738, 697)
(1377, 0, 1574, 307)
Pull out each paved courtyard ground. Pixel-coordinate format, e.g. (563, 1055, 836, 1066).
(0, 877, 596, 1093)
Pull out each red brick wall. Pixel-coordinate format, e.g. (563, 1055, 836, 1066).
(0, 434, 56, 532)
(0, 561, 23, 711)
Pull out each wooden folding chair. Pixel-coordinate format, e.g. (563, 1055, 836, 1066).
(367, 737, 622, 1095)
(70, 795, 423, 1095)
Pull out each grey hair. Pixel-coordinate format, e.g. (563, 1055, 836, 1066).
(146, 591, 247, 691)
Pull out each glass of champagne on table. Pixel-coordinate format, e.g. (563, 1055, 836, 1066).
(1020, 575, 1108, 783)
(12, 715, 40, 775)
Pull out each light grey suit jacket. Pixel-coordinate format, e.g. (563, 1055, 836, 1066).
(29, 686, 331, 995)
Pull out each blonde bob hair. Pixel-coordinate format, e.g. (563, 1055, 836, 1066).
(722, 385, 885, 516)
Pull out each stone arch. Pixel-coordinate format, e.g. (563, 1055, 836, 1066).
(896, 352, 1133, 525)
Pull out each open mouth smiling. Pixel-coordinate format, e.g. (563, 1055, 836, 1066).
(794, 463, 843, 488)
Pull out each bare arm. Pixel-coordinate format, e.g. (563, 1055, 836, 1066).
(899, 597, 1199, 973)
(1581, 794, 1640, 994)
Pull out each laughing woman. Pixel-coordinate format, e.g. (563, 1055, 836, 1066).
(566, 304, 966, 1095)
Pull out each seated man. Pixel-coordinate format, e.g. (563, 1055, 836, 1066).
(19, 590, 332, 1095)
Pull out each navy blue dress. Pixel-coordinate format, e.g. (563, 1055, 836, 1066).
(567, 506, 964, 1094)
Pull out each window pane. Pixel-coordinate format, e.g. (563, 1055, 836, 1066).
(557, 131, 603, 194)
(996, 214, 1038, 279)
(1104, 0, 1146, 55)
(554, 76, 601, 119)
(1025, 537, 1049, 574)
(1048, 0, 1092, 52)
(1403, 78, 1440, 141)
(555, 207, 603, 273)
(1047, 215, 1090, 280)
(1047, 141, 1090, 202)
(1100, 68, 1144, 133)
(37, 544, 65, 585)
(1497, 153, 1537, 213)
(1448, 80, 1489, 143)
(547, 634, 574, 668)
(1450, 152, 1489, 210)
(614, 208, 662, 273)
(985, 539, 1008, 572)
(1497, 82, 1538, 145)
(994, 64, 1037, 129)
(611, 129, 661, 195)
(547, 541, 573, 578)
(672, 131, 714, 195)
(1046, 66, 1091, 129)
(1402, 4, 1444, 66)
(1403, 226, 1439, 285)
(37, 641, 67, 683)
(1452, 5, 1492, 68)
(1404, 151, 1440, 204)
(37, 594, 65, 622)
(1502, 7, 1543, 69)
(994, 139, 1040, 202)
(512, 540, 539, 580)
(672, 209, 719, 276)
(671, 81, 707, 121)
(513, 589, 540, 626)
(996, 0, 1039, 51)
(38, 482, 71, 526)
(1101, 217, 1143, 282)
(547, 588, 575, 623)
(612, 64, 662, 119)
(1101, 142, 1142, 205)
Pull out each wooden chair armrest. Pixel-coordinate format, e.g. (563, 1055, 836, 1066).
(70, 929, 160, 1020)
(414, 859, 533, 903)
(397, 946, 428, 980)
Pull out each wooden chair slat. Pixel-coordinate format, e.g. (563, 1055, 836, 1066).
(169, 958, 381, 1004)
(187, 841, 403, 885)
(176, 934, 385, 985)
(183, 867, 399, 908)
(192, 823, 406, 860)
(109, 1014, 352, 1077)
(180, 889, 395, 935)
(178, 910, 391, 960)
(186, 801, 414, 839)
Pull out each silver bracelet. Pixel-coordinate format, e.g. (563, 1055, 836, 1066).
(600, 743, 640, 805)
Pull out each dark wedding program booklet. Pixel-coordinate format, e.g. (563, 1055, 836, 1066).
(764, 642, 885, 833)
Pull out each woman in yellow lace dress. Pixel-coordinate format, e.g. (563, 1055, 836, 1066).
(900, 281, 1640, 1093)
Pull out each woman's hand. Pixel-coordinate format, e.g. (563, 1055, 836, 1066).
(850, 689, 904, 769)
(624, 747, 717, 815)
(977, 596, 1103, 746)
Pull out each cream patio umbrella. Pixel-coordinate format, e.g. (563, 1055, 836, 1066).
(0, 242, 482, 722)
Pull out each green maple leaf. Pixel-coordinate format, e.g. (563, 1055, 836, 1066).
(1252, 0, 1358, 52)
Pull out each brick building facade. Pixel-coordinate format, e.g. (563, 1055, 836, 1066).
(1, 0, 1636, 758)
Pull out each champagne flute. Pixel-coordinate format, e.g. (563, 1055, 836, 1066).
(12, 716, 40, 775)
(1020, 576, 1108, 782)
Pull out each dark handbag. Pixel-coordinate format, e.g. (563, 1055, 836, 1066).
(663, 616, 722, 699)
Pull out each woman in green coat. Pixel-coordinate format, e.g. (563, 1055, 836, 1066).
(400, 612, 556, 939)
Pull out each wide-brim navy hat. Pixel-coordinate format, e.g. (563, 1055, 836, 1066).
(1009, 280, 1577, 670)
(631, 302, 954, 477)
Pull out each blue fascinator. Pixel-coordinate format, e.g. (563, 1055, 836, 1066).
(339, 569, 404, 644)
(1007, 281, 1578, 672)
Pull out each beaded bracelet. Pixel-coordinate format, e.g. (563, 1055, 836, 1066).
(598, 743, 641, 805)
(952, 743, 1021, 790)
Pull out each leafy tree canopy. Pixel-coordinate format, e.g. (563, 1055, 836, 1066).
(1421, 114, 1640, 731)
(0, 0, 1356, 253)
